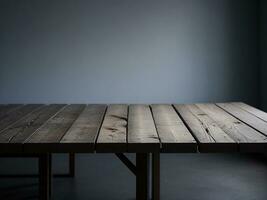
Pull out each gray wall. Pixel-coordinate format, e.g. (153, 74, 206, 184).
(0, 0, 260, 105)
(261, 0, 267, 110)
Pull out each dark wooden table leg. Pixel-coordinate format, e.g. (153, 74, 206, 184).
(69, 153, 75, 177)
(136, 153, 149, 200)
(39, 154, 50, 200)
(48, 154, 52, 198)
(152, 153, 160, 200)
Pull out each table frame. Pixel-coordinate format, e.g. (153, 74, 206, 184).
(0, 153, 75, 178)
(0, 152, 160, 200)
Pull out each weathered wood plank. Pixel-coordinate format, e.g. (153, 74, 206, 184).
(0, 104, 23, 118)
(96, 105, 127, 152)
(128, 105, 160, 152)
(174, 104, 237, 152)
(151, 104, 197, 152)
(25, 105, 85, 152)
(61, 104, 106, 152)
(0, 105, 66, 144)
(217, 103, 267, 137)
(0, 104, 43, 132)
(196, 103, 267, 153)
(231, 102, 267, 123)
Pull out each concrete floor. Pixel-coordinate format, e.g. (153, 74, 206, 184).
(0, 154, 266, 200)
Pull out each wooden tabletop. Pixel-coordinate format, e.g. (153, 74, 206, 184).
(0, 103, 266, 154)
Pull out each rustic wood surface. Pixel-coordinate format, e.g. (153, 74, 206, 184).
(0, 104, 23, 118)
(97, 104, 127, 152)
(174, 104, 237, 152)
(0, 104, 43, 132)
(128, 105, 160, 152)
(0, 103, 267, 153)
(217, 103, 267, 136)
(151, 104, 196, 152)
(197, 103, 267, 152)
(24, 105, 85, 152)
(232, 102, 267, 122)
(61, 104, 106, 152)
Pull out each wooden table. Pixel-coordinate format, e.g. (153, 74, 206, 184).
(0, 103, 267, 200)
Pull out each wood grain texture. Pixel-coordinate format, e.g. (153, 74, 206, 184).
(25, 105, 85, 152)
(0, 104, 23, 118)
(218, 102, 267, 136)
(151, 104, 197, 152)
(174, 104, 237, 152)
(0, 104, 43, 132)
(128, 105, 160, 152)
(0, 103, 266, 154)
(0, 104, 65, 143)
(61, 105, 106, 152)
(232, 102, 267, 122)
(197, 103, 267, 152)
(96, 105, 127, 152)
